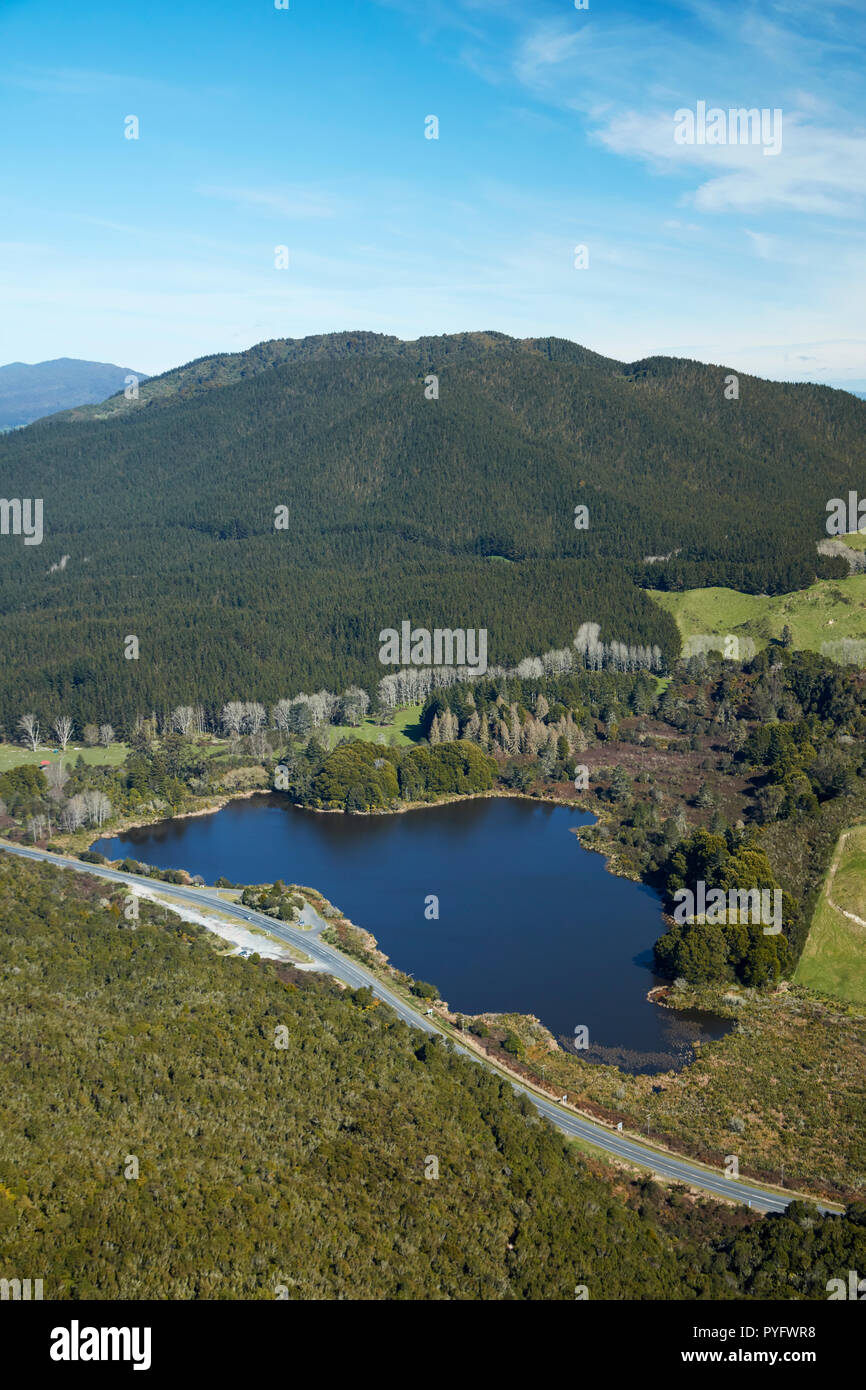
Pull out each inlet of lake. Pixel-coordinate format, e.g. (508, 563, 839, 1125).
(95, 795, 731, 1073)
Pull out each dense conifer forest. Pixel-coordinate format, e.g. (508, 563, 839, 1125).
(2, 854, 864, 1300)
(0, 331, 860, 730)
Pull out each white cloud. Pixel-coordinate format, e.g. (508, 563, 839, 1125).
(595, 109, 866, 215)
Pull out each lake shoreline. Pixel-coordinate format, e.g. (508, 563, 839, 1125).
(84, 786, 267, 842)
(93, 792, 732, 1073)
(99, 784, 595, 839)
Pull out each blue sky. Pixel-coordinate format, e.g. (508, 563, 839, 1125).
(1, 0, 864, 386)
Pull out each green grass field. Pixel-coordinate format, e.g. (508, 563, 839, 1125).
(0, 742, 130, 773)
(839, 530, 866, 552)
(320, 704, 423, 748)
(649, 574, 866, 658)
(796, 824, 866, 1006)
(0, 710, 424, 777)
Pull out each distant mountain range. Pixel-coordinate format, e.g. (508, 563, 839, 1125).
(0, 358, 148, 430)
(0, 330, 863, 727)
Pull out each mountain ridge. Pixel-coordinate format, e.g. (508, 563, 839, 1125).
(0, 357, 148, 430)
(50, 330, 860, 426)
(0, 330, 862, 726)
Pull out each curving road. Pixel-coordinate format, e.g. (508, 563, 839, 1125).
(1, 841, 833, 1216)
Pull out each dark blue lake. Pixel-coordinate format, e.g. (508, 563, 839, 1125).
(96, 794, 730, 1072)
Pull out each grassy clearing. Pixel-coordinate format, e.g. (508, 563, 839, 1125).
(796, 825, 866, 1007)
(319, 704, 423, 748)
(186, 713, 424, 757)
(0, 710, 425, 778)
(0, 742, 129, 772)
(649, 575, 866, 656)
(193, 740, 233, 759)
(840, 531, 866, 552)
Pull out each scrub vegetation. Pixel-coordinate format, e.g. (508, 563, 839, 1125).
(2, 853, 864, 1299)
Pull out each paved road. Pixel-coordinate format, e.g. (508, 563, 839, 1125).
(1, 841, 831, 1215)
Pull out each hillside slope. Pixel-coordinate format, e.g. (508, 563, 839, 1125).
(0, 331, 862, 727)
(650, 576, 866, 658)
(0, 358, 147, 430)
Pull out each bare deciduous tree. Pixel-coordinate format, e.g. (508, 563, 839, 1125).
(171, 706, 196, 737)
(83, 789, 112, 828)
(249, 729, 273, 760)
(59, 794, 87, 831)
(98, 724, 114, 748)
(299, 691, 338, 727)
(339, 687, 370, 728)
(221, 702, 246, 738)
(45, 762, 70, 800)
(18, 713, 40, 751)
(243, 702, 267, 735)
(51, 715, 74, 751)
(272, 699, 293, 733)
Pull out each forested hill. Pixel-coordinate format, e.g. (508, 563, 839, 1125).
(0, 358, 146, 431)
(0, 331, 862, 728)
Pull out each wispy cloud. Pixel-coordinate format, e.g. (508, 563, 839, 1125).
(491, 4, 866, 217)
(197, 185, 341, 219)
(596, 110, 866, 216)
(0, 66, 132, 95)
(0, 65, 192, 98)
